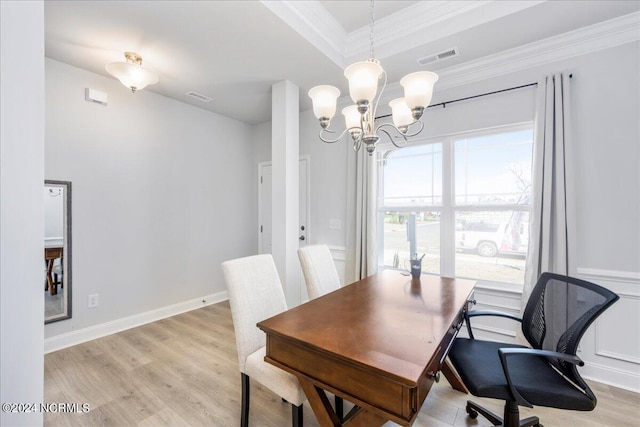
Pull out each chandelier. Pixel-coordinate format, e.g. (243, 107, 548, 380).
(308, 0, 438, 155)
(106, 52, 159, 93)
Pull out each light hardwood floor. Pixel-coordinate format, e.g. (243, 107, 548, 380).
(44, 301, 640, 426)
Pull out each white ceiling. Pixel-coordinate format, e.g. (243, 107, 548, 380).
(44, 1, 639, 125)
(320, 1, 420, 33)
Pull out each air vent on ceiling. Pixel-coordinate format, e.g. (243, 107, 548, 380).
(417, 47, 460, 66)
(186, 91, 213, 103)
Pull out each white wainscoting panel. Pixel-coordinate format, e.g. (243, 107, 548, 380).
(328, 245, 346, 286)
(576, 268, 640, 392)
(595, 293, 640, 364)
(467, 282, 522, 343)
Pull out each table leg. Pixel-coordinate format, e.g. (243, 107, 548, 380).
(441, 357, 468, 393)
(60, 253, 64, 289)
(46, 259, 57, 296)
(297, 376, 387, 427)
(297, 376, 340, 426)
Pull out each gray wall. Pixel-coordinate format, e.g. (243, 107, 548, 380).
(44, 58, 256, 338)
(0, 2, 45, 425)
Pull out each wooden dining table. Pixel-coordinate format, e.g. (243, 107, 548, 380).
(44, 245, 63, 296)
(257, 270, 476, 427)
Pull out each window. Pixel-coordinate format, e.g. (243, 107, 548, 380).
(377, 124, 533, 286)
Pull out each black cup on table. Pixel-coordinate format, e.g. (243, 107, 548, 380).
(409, 259, 422, 279)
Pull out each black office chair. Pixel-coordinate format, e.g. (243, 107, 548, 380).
(448, 272, 619, 427)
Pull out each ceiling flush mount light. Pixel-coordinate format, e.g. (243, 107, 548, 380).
(308, 0, 438, 155)
(106, 52, 159, 93)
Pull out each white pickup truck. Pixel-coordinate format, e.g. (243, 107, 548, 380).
(456, 220, 528, 257)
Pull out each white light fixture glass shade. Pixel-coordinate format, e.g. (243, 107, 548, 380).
(400, 71, 439, 109)
(106, 52, 159, 92)
(342, 105, 361, 130)
(308, 85, 341, 120)
(344, 61, 383, 104)
(388, 98, 414, 128)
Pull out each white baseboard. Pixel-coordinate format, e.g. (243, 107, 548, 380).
(44, 291, 229, 354)
(582, 360, 640, 394)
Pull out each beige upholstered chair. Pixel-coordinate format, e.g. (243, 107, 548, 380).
(296, 245, 344, 419)
(222, 254, 305, 427)
(297, 245, 341, 299)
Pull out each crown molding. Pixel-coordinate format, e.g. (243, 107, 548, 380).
(358, 0, 547, 61)
(265, 1, 637, 77)
(345, 0, 490, 59)
(434, 11, 640, 91)
(360, 11, 640, 108)
(271, 2, 638, 108)
(260, 0, 347, 68)
(264, 1, 545, 66)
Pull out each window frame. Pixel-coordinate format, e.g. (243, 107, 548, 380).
(376, 122, 534, 286)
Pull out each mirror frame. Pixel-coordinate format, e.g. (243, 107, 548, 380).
(45, 180, 72, 324)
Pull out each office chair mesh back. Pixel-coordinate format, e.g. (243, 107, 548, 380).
(522, 273, 619, 390)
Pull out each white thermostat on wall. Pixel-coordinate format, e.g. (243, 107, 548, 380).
(85, 88, 108, 106)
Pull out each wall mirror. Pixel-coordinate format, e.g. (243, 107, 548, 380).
(44, 180, 72, 323)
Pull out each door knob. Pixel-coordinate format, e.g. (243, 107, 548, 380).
(299, 235, 305, 241)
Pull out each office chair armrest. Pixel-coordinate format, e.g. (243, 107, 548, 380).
(464, 310, 522, 340)
(498, 348, 585, 408)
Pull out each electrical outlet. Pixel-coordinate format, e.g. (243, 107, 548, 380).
(88, 294, 99, 308)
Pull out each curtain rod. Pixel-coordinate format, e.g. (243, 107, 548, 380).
(429, 82, 537, 109)
(376, 74, 573, 119)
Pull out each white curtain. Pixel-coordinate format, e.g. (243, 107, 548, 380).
(522, 72, 575, 310)
(345, 145, 378, 283)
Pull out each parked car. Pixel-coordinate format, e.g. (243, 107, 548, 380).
(456, 220, 528, 257)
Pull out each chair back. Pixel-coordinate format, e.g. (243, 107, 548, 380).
(298, 245, 341, 299)
(522, 272, 619, 391)
(222, 254, 287, 373)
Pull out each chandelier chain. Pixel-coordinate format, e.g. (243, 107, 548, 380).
(369, 0, 375, 59)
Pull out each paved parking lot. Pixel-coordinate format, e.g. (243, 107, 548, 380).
(382, 220, 525, 284)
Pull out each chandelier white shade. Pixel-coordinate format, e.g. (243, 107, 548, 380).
(388, 98, 413, 130)
(308, 1, 438, 155)
(400, 71, 438, 110)
(344, 60, 383, 105)
(342, 105, 360, 129)
(308, 85, 341, 126)
(342, 104, 362, 139)
(106, 52, 159, 93)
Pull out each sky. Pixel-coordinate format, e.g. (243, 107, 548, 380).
(382, 128, 534, 206)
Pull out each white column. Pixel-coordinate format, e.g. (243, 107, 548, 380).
(1, 1, 45, 426)
(271, 81, 300, 307)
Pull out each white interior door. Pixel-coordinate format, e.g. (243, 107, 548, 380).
(258, 157, 310, 301)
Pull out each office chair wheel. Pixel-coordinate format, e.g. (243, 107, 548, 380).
(466, 407, 478, 419)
